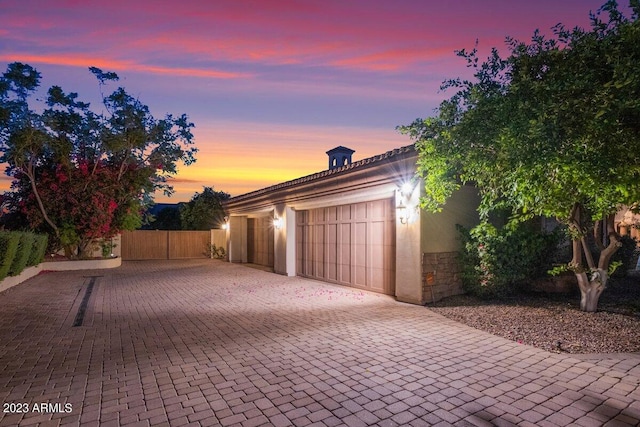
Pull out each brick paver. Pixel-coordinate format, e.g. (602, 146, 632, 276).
(1, 259, 640, 426)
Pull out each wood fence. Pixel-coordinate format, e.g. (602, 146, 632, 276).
(121, 230, 226, 260)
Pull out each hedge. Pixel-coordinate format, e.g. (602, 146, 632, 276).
(28, 234, 48, 267)
(0, 231, 49, 281)
(8, 232, 36, 277)
(0, 232, 21, 282)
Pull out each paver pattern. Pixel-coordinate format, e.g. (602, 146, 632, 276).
(0, 259, 639, 426)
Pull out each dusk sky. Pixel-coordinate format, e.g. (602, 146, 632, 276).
(1, 0, 614, 202)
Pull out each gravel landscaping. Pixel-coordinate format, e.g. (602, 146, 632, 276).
(427, 273, 640, 354)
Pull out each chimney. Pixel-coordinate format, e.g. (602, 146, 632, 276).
(326, 146, 355, 170)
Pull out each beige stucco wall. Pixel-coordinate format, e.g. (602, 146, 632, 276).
(419, 184, 480, 303)
(228, 216, 248, 262)
(394, 184, 424, 305)
(273, 204, 296, 276)
(420, 184, 480, 253)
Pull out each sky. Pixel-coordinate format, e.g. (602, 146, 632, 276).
(0, 0, 616, 202)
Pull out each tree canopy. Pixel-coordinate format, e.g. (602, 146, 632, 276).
(180, 186, 230, 230)
(399, 0, 640, 311)
(0, 63, 197, 257)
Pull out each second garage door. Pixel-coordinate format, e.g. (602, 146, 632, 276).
(247, 217, 274, 268)
(296, 199, 395, 295)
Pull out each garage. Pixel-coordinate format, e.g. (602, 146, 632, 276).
(247, 217, 274, 268)
(296, 199, 395, 295)
(225, 144, 433, 304)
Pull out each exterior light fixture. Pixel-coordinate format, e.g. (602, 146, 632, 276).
(397, 181, 419, 225)
(397, 199, 408, 224)
(273, 216, 284, 229)
(401, 181, 413, 197)
(221, 216, 229, 230)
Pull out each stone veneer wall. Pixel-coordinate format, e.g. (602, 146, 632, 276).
(422, 252, 463, 303)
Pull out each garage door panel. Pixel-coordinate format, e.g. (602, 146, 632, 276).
(357, 202, 364, 219)
(371, 221, 383, 244)
(370, 267, 384, 292)
(327, 206, 338, 222)
(355, 222, 367, 258)
(304, 225, 314, 273)
(248, 217, 274, 267)
(340, 223, 351, 283)
(341, 204, 352, 221)
(371, 199, 387, 218)
(354, 221, 367, 287)
(296, 225, 303, 273)
(314, 224, 325, 278)
(327, 224, 338, 281)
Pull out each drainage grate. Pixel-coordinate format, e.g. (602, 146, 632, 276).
(72, 276, 97, 327)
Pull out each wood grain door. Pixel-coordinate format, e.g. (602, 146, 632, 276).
(296, 199, 395, 295)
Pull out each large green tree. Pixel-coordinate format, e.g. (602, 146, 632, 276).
(400, 1, 640, 311)
(0, 63, 197, 257)
(180, 186, 229, 230)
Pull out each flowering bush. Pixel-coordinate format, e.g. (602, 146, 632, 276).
(0, 63, 196, 258)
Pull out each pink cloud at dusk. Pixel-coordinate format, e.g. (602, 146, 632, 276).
(0, 54, 250, 79)
(1, 0, 609, 73)
(0, 0, 620, 203)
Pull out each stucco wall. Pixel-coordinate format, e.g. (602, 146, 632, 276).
(419, 184, 479, 303)
(420, 185, 480, 253)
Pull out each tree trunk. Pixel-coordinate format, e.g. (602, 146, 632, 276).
(568, 207, 620, 313)
(25, 158, 60, 239)
(575, 269, 607, 312)
(77, 239, 92, 259)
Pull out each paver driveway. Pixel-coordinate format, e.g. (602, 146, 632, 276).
(1, 260, 639, 427)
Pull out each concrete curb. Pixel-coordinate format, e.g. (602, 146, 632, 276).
(0, 257, 121, 293)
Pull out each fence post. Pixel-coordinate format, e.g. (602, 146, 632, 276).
(210, 229, 214, 259)
(166, 231, 170, 260)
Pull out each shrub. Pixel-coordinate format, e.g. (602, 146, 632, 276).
(100, 238, 117, 258)
(27, 234, 48, 267)
(0, 231, 21, 281)
(457, 221, 561, 298)
(205, 243, 227, 260)
(8, 232, 35, 276)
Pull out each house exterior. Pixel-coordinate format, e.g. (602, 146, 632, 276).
(223, 144, 480, 305)
(616, 206, 640, 242)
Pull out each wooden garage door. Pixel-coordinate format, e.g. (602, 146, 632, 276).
(296, 199, 395, 295)
(247, 217, 274, 267)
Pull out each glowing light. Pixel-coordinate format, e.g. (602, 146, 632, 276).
(273, 217, 284, 229)
(401, 182, 413, 197)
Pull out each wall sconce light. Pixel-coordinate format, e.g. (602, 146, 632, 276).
(273, 216, 284, 229)
(401, 181, 413, 197)
(397, 181, 419, 225)
(221, 216, 229, 230)
(397, 199, 408, 224)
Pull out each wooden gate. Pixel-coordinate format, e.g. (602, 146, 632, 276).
(121, 230, 213, 260)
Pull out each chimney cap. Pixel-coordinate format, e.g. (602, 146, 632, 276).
(326, 146, 355, 155)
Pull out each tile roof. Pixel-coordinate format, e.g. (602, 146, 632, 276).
(227, 143, 416, 203)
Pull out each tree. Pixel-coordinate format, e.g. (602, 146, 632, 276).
(399, 1, 640, 312)
(180, 187, 229, 230)
(148, 205, 184, 230)
(0, 63, 197, 257)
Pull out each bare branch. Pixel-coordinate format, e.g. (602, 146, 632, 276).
(25, 157, 59, 238)
(594, 219, 605, 250)
(580, 236, 596, 270)
(598, 214, 622, 270)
